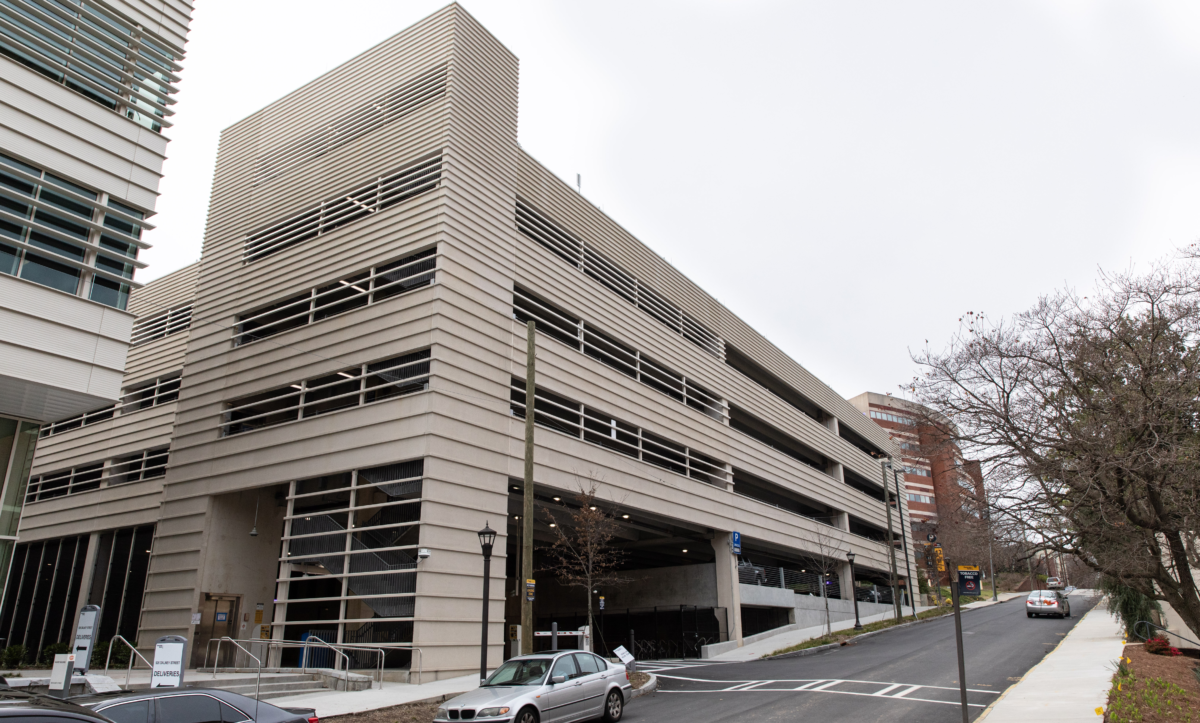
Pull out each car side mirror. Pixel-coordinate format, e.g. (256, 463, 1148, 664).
(551, 675, 566, 685)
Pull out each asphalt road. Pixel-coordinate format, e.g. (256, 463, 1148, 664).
(625, 592, 1100, 723)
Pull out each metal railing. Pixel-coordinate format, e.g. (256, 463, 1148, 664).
(202, 636, 423, 688)
(103, 635, 154, 690)
(213, 637, 263, 712)
(1133, 620, 1200, 648)
(738, 564, 843, 600)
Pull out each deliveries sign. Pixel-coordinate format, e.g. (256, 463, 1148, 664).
(151, 636, 188, 688)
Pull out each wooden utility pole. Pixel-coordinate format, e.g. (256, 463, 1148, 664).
(882, 460, 901, 621)
(521, 320, 536, 655)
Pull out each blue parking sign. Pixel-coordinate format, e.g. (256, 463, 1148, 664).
(731, 531, 742, 555)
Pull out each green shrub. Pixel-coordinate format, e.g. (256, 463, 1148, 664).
(37, 643, 71, 666)
(1099, 576, 1162, 637)
(91, 641, 131, 669)
(2, 645, 27, 669)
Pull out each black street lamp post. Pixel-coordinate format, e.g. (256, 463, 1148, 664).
(847, 551, 862, 630)
(478, 523, 496, 683)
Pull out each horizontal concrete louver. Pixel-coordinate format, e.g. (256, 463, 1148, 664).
(516, 199, 724, 360)
(129, 303, 191, 346)
(0, 0, 185, 132)
(252, 64, 449, 185)
(243, 153, 443, 262)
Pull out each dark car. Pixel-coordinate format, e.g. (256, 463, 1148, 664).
(0, 689, 115, 722)
(73, 687, 317, 723)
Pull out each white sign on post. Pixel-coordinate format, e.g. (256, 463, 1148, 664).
(49, 654, 75, 699)
(151, 636, 187, 688)
(73, 605, 100, 674)
(612, 645, 635, 665)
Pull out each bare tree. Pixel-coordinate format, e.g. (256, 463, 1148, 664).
(541, 479, 632, 651)
(800, 519, 845, 636)
(910, 255, 1200, 638)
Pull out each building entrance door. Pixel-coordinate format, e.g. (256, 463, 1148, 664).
(191, 593, 241, 668)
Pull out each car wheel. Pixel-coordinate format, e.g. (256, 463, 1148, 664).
(1027, 612, 1033, 618)
(515, 706, 539, 723)
(603, 690, 624, 723)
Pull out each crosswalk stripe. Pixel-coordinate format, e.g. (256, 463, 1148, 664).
(793, 680, 824, 690)
(811, 680, 840, 691)
(893, 685, 923, 698)
(874, 684, 902, 696)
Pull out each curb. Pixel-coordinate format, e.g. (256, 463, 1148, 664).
(765, 597, 1016, 661)
(631, 673, 657, 699)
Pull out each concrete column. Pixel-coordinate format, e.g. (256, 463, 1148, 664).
(711, 533, 743, 646)
(69, 532, 102, 638)
(827, 462, 845, 483)
(837, 561, 854, 602)
(835, 511, 850, 532)
(825, 416, 840, 435)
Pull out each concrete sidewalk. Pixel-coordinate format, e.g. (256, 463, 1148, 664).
(979, 592, 1123, 722)
(269, 674, 479, 717)
(708, 592, 1023, 662)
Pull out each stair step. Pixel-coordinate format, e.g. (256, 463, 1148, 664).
(217, 681, 329, 695)
(258, 688, 331, 701)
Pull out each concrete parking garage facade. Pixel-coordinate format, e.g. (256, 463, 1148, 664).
(5, 4, 913, 680)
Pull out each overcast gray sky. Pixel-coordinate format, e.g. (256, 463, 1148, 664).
(140, 0, 1200, 399)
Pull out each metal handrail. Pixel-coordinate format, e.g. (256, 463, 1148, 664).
(1133, 620, 1200, 648)
(103, 635, 153, 690)
(214, 637, 262, 720)
(200, 637, 423, 687)
(301, 636, 351, 677)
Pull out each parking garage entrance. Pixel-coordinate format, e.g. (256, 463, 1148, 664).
(504, 481, 730, 660)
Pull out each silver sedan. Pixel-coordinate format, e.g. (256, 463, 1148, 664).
(436, 651, 632, 723)
(1026, 589, 1072, 618)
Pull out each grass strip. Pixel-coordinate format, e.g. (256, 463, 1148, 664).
(769, 606, 956, 657)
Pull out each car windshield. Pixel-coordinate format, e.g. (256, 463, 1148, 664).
(1030, 591, 1056, 598)
(482, 658, 552, 686)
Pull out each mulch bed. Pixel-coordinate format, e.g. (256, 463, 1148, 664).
(1105, 643, 1200, 723)
(629, 671, 650, 689)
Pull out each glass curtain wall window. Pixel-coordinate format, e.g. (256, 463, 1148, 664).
(0, 0, 183, 132)
(0, 153, 147, 309)
(0, 416, 41, 600)
(278, 460, 422, 669)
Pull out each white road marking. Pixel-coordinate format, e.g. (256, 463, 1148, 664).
(874, 684, 902, 696)
(810, 680, 841, 691)
(893, 685, 922, 698)
(655, 673, 999, 695)
(793, 680, 824, 690)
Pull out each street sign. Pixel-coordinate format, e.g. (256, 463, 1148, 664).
(151, 636, 187, 688)
(731, 532, 742, 555)
(525, 579, 536, 602)
(926, 533, 937, 543)
(613, 645, 635, 665)
(73, 605, 100, 674)
(599, 596, 605, 610)
(958, 566, 982, 597)
(934, 546, 946, 572)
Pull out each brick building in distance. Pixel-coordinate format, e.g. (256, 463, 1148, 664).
(848, 392, 986, 552)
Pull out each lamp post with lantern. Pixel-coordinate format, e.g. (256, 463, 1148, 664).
(847, 551, 862, 630)
(478, 522, 496, 683)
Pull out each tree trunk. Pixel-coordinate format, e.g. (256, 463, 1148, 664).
(586, 574, 594, 653)
(822, 575, 831, 637)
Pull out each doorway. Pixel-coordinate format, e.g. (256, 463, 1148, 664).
(191, 593, 241, 668)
